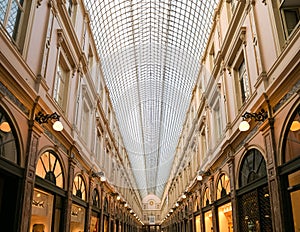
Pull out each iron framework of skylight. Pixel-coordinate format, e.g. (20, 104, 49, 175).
(84, 0, 219, 199)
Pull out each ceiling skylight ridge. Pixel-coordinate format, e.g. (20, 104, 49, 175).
(151, 0, 173, 196)
(128, 0, 150, 197)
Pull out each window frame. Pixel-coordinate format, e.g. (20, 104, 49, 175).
(232, 48, 251, 110)
(279, 0, 300, 37)
(0, 0, 32, 51)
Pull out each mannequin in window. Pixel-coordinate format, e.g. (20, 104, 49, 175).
(32, 224, 45, 232)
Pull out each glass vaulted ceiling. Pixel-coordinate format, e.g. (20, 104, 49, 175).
(85, 0, 219, 199)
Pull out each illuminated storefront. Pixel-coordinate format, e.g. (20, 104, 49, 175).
(216, 174, 232, 232)
(31, 151, 65, 232)
(90, 189, 101, 232)
(203, 187, 213, 232)
(237, 149, 272, 232)
(71, 174, 87, 232)
(281, 104, 300, 231)
(0, 106, 21, 231)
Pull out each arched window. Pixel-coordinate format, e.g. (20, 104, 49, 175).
(239, 149, 267, 188)
(104, 197, 108, 213)
(92, 189, 100, 208)
(283, 105, 300, 162)
(216, 174, 230, 200)
(203, 187, 211, 207)
(36, 151, 64, 188)
(73, 175, 86, 201)
(281, 104, 300, 232)
(0, 107, 19, 164)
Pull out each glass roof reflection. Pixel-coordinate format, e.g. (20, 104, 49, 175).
(84, 0, 219, 199)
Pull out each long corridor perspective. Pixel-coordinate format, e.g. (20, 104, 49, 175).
(0, 0, 299, 232)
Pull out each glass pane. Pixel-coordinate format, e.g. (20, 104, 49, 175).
(0, 109, 18, 163)
(90, 215, 99, 232)
(290, 190, 300, 232)
(204, 211, 213, 232)
(285, 107, 300, 162)
(217, 174, 230, 200)
(73, 175, 86, 201)
(288, 170, 300, 187)
(195, 215, 201, 232)
(30, 189, 54, 232)
(36, 151, 64, 188)
(218, 203, 233, 232)
(203, 188, 211, 207)
(70, 204, 85, 232)
(239, 149, 267, 188)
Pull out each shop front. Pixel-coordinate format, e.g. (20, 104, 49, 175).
(280, 104, 300, 232)
(215, 174, 232, 232)
(237, 149, 272, 232)
(31, 151, 66, 232)
(0, 106, 22, 231)
(202, 187, 213, 232)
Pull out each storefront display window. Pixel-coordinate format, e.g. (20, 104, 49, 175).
(238, 150, 272, 232)
(103, 215, 109, 232)
(90, 214, 99, 232)
(218, 203, 233, 232)
(288, 170, 300, 231)
(70, 203, 85, 232)
(30, 189, 54, 232)
(216, 174, 232, 232)
(204, 211, 213, 232)
(195, 214, 201, 232)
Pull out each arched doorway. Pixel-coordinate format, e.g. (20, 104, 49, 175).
(280, 104, 300, 231)
(216, 173, 232, 232)
(0, 106, 21, 231)
(71, 174, 87, 232)
(90, 188, 101, 232)
(31, 150, 65, 232)
(237, 149, 272, 232)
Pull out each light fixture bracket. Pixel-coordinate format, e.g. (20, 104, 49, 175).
(35, 112, 60, 124)
(241, 109, 267, 122)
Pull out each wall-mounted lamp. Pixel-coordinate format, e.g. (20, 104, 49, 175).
(290, 108, 300, 132)
(197, 171, 203, 181)
(92, 171, 106, 182)
(197, 170, 211, 181)
(239, 109, 268, 132)
(0, 121, 11, 133)
(35, 112, 63, 131)
(117, 195, 121, 201)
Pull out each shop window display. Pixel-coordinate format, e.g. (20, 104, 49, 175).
(90, 213, 99, 232)
(204, 211, 213, 232)
(216, 174, 232, 232)
(70, 203, 85, 232)
(288, 170, 300, 232)
(195, 214, 201, 232)
(30, 189, 54, 232)
(281, 105, 300, 231)
(218, 203, 233, 232)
